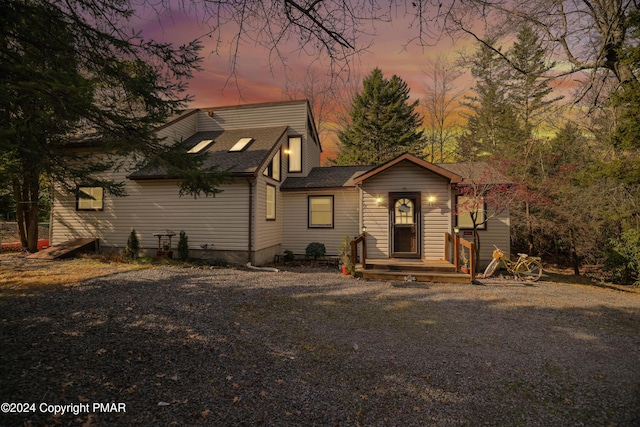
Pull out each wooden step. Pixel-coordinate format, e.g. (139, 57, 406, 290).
(356, 268, 471, 283)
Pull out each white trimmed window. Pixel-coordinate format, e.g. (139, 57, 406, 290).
(308, 196, 334, 228)
(288, 136, 302, 173)
(456, 195, 486, 229)
(77, 186, 104, 211)
(266, 184, 276, 220)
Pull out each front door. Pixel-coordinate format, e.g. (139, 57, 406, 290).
(390, 193, 420, 257)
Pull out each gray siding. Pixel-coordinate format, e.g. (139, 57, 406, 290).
(456, 208, 511, 268)
(360, 161, 452, 260)
(52, 167, 250, 255)
(282, 189, 360, 256)
(157, 112, 198, 143)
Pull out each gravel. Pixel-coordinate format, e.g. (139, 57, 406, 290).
(1, 265, 639, 426)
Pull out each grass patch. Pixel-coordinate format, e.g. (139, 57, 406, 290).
(0, 253, 152, 295)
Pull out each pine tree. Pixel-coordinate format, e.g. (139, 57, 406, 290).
(335, 68, 425, 165)
(507, 26, 562, 136)
(458, 38, 526, 160)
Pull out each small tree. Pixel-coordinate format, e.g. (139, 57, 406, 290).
(453, 163, 517, 269)
(177, 230, 189, 261)
(124, 229, 139, 260)
(338, 235, 351, 266)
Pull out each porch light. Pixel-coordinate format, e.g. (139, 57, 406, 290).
(361, 225, 367, 233)
(375, 196, 382, 205)
(427, 195, 436, 206)
(454, 227, 460, 235)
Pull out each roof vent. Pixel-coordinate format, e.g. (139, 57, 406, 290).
(188, 139, 213, 153)
(228, 137, 254, 152)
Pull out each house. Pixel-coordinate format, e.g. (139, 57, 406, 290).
(51, 100, 510, 276)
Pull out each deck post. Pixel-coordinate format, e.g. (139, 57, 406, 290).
(444, 233, 451, 262)
(469, 241, 476, 281)
(350, 233, 366, 267)
(454, 234, 460, 271)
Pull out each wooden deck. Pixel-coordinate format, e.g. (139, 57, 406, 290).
(355, 258, 472, 283)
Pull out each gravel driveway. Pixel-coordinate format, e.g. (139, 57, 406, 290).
(1, 265, 639, 426)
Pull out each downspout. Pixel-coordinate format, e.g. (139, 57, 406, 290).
(247, 178, 254, 264)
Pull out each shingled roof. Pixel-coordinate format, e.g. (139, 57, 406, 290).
(280, 166, 374, 190)
(129, 126, 288, 179)
(436, 162, 512, 185)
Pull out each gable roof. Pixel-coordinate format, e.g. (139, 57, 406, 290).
(353, 153, 463, 184)
(281, 166, 374, 191)
(129, 126, 288, 179)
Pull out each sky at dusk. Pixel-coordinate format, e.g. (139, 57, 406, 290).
(133, 4, 475, 109)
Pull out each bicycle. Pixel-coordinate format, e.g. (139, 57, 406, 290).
(482, 246, 543, 282)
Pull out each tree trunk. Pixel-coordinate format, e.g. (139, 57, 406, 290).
(12, 179, 28, 249)
(526, 200, 534, 254)
(569, 228, 580, 276)
(12, 167, 40, 253)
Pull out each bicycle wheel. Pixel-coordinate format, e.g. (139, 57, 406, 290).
(515, 259, 543, 282)
(482, 258, 500, 278)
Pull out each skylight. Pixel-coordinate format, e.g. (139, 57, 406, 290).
(188, 139, 213, 153)
(228, 137, 254, 152)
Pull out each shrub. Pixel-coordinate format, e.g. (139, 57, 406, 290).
(284, 249, 295, 262)
(604, 229, 640, 286)
(124, 229, 139, 260)
(177, 230, 189, 261)
(305, 242, 326, 260)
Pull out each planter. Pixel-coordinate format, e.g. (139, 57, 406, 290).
(342, 265, 349, 275)
(460, 266, 470, 274)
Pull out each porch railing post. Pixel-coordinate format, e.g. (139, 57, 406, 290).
(444, 233, 451, 262)
(362, 234, 366, 266)
(350, 240, 357, 265)
(469, 241, 475, 281)
(454, 234, 460, 271)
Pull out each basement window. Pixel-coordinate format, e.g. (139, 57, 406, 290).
(229, 137, 254, 152)
(187, 139, 213, 153)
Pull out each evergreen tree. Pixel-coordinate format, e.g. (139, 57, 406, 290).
(0, 0, 225, 252)
(335, 68, 425, 165)
(458, 38, 527, 160)
(507, 26, 562, 136)
(609, 9, 640, 185)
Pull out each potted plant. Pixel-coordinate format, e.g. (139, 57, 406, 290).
(338, 235, 351, 275)
(460, 247, 470, 274)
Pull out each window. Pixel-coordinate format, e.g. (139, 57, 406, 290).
(77, 186, 104, 211)
(229, 137, 253, 152)
(187, 139, 213, 153)
(394, 198, 414, 225)
(456, 195, 486, 229)
(266, 184, 276, 220)
(288, 136, 302, 172)
(309, 196, 334, 228)
(263, 148, 281, 181)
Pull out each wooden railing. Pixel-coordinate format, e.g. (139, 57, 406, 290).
(350, 233, 367, 267)
(445, 232, 475, 280)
